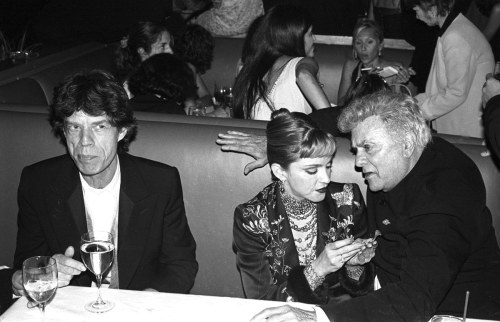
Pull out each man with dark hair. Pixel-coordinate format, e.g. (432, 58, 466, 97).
(11, 69, 198, 295)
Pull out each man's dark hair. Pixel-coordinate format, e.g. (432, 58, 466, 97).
(128, 53, 197, 104)
(49, 69, 137, 152)
(174, 24, 214, 74)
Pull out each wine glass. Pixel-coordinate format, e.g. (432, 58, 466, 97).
(80, 231, 115, 313)
(213, 82, 225, 106)
(22, 256, 58, 322)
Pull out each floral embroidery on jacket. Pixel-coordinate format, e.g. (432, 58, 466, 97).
(323, 184, 359, 243)
(241, 182, 290, 284)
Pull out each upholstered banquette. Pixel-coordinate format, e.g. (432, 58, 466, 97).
(1, 105, 499, 300)
(0, 37, 497, 299)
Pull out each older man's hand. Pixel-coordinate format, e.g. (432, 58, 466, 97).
(482, 73, 500, 108)
(52, 246, 86, 288)
(216, 131, 268, 175)
(251, 305, 317, 322)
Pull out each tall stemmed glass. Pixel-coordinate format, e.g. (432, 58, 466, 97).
(80, 231, 115, 313)
(22, 256, 58, 322)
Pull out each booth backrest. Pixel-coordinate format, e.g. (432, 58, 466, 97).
(0, 42, 116, 105)
(1, 106, 499, 299)
(200, 38, 414, 105)
(0, 38, 414, 107)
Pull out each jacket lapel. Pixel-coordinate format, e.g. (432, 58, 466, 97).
(116, 154, 156, 289)
(316, 196, 333, 255)
(272, 185, 299, 270)
(47, 156, 86, 254)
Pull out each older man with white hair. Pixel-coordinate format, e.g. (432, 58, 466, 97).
(250, 92, 500, 321)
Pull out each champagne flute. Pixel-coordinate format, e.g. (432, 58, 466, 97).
(80, 231, 115, 313)
(22, 256, 58, 322)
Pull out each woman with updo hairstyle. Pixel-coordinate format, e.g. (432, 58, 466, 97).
(337, 19, 414, 105)
(114, 21, 174, 90)
(232, 5, 331, 120)
(233, 109, 376, 303)
(127, 53, 197, 115)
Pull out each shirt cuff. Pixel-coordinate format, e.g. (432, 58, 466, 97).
(314, 306, 331, 322)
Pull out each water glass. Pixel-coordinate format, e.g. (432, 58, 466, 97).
(23, 256, 58, 322)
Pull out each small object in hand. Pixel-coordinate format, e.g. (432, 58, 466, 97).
(377, 66, 399, 78)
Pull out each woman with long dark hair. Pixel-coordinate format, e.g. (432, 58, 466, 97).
(232, 5, 331, 120)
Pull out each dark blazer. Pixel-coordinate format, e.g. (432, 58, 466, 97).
(484, 94, 500, 162)
(0, 268, 14, 314)
(324, 138, 500, 321)
(233, 181, 373, 304)
(14, 153, 198, 293)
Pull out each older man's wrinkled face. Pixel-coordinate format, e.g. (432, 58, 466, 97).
(351, 116, 412, 192)
(64, 111, 127, 188)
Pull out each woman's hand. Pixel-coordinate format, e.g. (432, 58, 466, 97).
(312, 238, 364, 277)
(394, 65, 416, 84)
(346, 238, 377, 266)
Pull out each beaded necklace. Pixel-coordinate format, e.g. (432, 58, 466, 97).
(280, 184, 318, 266)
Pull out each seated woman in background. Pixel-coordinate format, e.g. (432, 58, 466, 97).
(127, 53, 197, 115)
(337, 19, 414, 105)
(174, 23, 214, 104)
(233, 109, 376, 303)
(114, 21, 174, 97)
(232, 5, 331, 120)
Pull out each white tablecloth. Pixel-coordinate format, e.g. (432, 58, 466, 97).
(1, 286, 498, 322)
(0, 286, 315, 322)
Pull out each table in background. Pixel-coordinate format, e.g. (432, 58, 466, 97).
(0, 286, 314, 322)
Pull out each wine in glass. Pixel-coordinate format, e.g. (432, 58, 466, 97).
(22, 256, 58, 322)
(80, 231, 115, 313)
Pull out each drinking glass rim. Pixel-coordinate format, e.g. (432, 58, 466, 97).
(22, 256, 56, 269)
(81, 231, 114, 242)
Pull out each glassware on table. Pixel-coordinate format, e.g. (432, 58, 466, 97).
(80, 231, 115, 313)
(213, 83, 225, 106)
(494, 61, 500, 80)
(222, 86, 234, 117)
(22, 256, 58, 322)
(430, 315, 463, 322)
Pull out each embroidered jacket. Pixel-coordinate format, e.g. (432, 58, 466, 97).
(233, 181, 374, 303)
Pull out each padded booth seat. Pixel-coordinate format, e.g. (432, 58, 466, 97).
(1, 106, 499, 299)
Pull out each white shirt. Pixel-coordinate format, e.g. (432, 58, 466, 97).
(80, 160, 121, 234)
(79, 159, 121, 284)
(251, 57, 313, 120)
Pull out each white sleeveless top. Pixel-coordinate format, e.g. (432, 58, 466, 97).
(251, 57, 313, 120)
